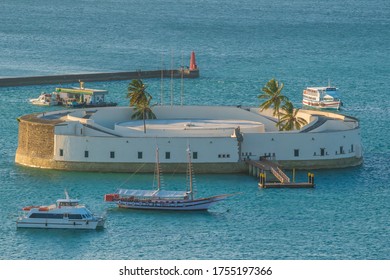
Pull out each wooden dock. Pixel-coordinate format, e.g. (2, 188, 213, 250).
(246, 159, 315, 189)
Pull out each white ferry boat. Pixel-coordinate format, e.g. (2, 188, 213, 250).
(17, 191, 105, 229)
(302, 86, 342, 110)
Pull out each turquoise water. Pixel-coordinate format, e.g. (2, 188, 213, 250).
(0, 0, 389, 259)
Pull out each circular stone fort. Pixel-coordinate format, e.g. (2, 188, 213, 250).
(15, 105, 363, 173)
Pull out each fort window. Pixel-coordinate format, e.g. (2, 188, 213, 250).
(340, 146, 344, 154)
(165, 152, 170, 159)
(84, 151, 89, 158)
(193, 152, 198, 159)
(218, 154, 221, 158)
(110, 151, 115, 159)
(227, 154, 230, 158)
(59, 149, 64, 157)
(351, 144, 354, 152)
(294, 149, 299, 157)
(138, 152, 143, 159)
(320, 148, 325, 156)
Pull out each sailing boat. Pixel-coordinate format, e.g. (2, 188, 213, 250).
(104, 146, 234, 211)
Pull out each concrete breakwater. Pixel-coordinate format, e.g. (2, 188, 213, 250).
(0, 69, 199, 87)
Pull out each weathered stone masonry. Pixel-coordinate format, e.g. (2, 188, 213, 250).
(15, 114, 63, 168)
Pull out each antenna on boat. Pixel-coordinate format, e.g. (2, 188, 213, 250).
(64, 189, 69, 200)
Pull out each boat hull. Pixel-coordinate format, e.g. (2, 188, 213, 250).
(16, 218, 105, 229)
(29, 99, 58, 106)
(116, 196, 227, 211)
(302, 99, 341, 110)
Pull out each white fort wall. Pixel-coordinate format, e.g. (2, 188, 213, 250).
(241, 129, 362, 161)
(54, 136, 239, 163)
(53, 128, 361, 164)
(40, 105, 363, 170)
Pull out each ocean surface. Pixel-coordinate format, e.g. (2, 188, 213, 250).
(0, 0, 389, 260)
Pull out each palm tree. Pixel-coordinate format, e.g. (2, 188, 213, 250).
(131, 96, 156, 133)
(127, 79, 151, 106)
(258, 78, 288, 129)
(127, 79, 156, 133)
(276, 101, 308, 131)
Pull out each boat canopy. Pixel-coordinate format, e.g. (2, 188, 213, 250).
(55, 87, 108, 95)
(116, 188, 188, 199)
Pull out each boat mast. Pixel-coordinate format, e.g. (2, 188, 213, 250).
(170, 50, 174, 107)
(156, 146, 161, 191)
(180, 51, 184, 106)
(160, 52, 164, 105)
(187, 146, 194, 200)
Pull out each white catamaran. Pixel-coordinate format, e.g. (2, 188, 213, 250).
(104, 147, 235, 211)
(17, 190, 105, 229)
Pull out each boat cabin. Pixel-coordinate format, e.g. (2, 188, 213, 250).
(56, 198, 80, 208)
(55, 87, 109, 106)
(304, 87, 340, 102)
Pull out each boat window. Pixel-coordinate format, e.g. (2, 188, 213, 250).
(138, 152, 143, 159)
(84, 150, 89, 158)
(110, 151, 115, 159)
(59, 149, 64, 157)
(30, 213, 63, 219)
(60, 202, 78, 207)
(68, 214, 83, 219)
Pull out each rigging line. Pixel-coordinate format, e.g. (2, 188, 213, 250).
(116, 162, 146, 189)
(167, 162, 181, 178)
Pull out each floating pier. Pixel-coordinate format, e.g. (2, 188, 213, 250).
(246, 159, 315, 189)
